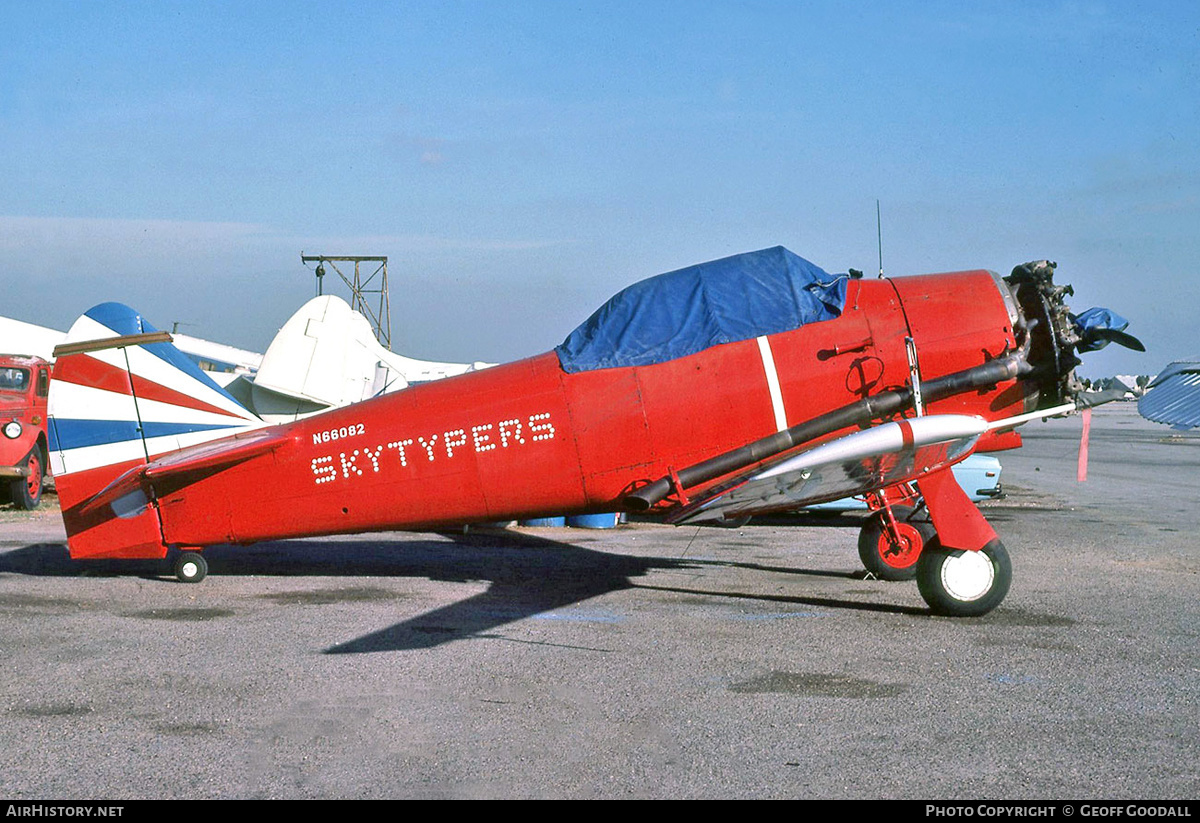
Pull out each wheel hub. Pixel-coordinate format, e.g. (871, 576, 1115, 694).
(26, 454, 40, 497)
(939, 550, 995, 602)
(880, 524, 921, 568)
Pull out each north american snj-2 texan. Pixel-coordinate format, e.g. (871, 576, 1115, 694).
(45, 247, 1142, 617)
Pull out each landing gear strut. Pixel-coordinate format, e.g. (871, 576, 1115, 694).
(857, 504, 935, 581)
(861, 471, 1011, 616)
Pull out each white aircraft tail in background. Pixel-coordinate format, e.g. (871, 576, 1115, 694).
(244, 295, 493, 422)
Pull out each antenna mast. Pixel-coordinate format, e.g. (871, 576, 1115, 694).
(876, 199, 884, 278)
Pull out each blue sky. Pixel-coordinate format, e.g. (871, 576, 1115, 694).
(2, 1, 1196, 377)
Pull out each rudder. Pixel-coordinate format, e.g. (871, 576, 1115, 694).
(48, 303, 262, 559)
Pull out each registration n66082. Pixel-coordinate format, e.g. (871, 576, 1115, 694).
(312, 423, 365, 445)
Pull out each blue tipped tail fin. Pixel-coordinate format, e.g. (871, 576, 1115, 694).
(48, 303, 263, 559)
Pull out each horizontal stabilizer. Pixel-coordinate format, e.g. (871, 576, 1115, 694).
(143, 426, 291, 480)
(78, 427, 291, 517)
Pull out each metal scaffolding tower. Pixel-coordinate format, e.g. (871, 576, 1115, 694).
(300, 254, 391, 350)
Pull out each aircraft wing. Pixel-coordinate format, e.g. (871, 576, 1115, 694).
(1138, 360, 1200, 430)
(665, 414, 989, 525)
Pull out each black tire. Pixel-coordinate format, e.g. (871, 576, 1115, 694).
(174, 552, 208, 584)
(9, 447, 44, 510)
(857, 505, 934, 581)
(916, 538, 1011, 617)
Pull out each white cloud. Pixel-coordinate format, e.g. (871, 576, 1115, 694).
(0, 215, 572, 268)
(0, 215, 271, 266)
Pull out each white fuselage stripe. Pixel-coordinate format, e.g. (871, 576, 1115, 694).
(756, 335, 788, 432)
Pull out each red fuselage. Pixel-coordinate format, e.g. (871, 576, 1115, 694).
(129, 270, 1022, 550)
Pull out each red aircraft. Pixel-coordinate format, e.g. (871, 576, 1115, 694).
(45, 248, 1141, 616)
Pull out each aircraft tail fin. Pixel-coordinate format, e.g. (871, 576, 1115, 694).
(48, 303, 263, 559)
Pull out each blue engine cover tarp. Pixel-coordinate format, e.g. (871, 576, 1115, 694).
(1072, 307, 1133, 353)
(555, 246, 848, 373)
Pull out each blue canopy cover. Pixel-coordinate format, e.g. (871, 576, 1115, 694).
(555, 246, 848, 373)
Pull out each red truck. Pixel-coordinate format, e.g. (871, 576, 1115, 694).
(0, 355, 51, 509)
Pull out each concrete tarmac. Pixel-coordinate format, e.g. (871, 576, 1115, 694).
(0, 403, 1196, 799)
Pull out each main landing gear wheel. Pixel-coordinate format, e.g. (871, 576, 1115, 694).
(9, 447, 44, 510)
(857, 505, 935, 581)
(916, 538, 1011, 617)
(174, 552, 208, 584)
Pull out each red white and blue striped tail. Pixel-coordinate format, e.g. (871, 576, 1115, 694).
(48, 303, 264, 559)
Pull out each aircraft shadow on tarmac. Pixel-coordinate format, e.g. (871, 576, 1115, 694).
(2, 520, 929, 654)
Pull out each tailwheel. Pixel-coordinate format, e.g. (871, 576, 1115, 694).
(857, 505, 934, 581)
(174, 551, 208, 584)
(916, 538, 1011, 617)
